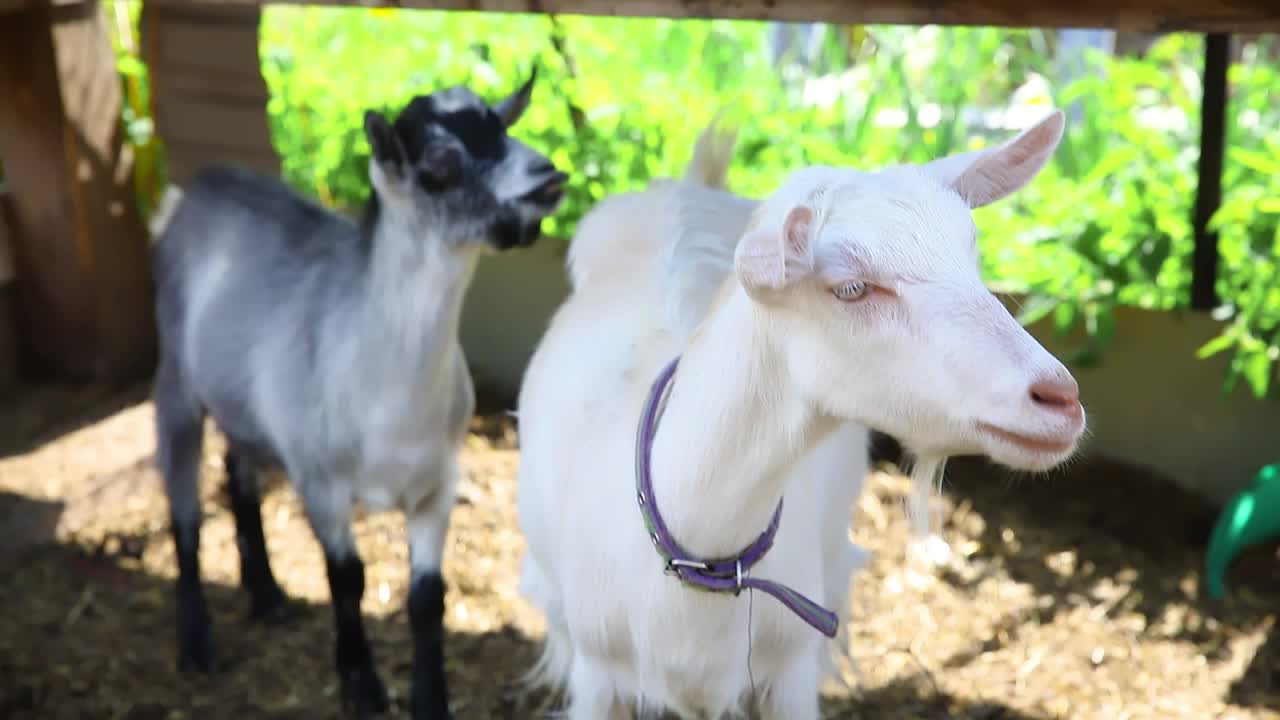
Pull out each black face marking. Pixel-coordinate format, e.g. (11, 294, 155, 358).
(490, 211, 544, 250)
(417, 144, 465, 194)
(392, 90, 508, 170)
(361, 79, 565, 253)
(434, 106, 507, 163)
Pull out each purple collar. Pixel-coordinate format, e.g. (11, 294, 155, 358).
(634, 356, 839, 638)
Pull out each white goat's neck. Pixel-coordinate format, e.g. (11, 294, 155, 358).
(648, 285, 833, 559)
(362, 218, 479, 365)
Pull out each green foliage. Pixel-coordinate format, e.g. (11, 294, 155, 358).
(102, 0, 167, 222)
(973, 35, 1208, 368)
(106, 9, 1280, 398)
(258, 11, 1052, 239)
(1196, 38, 1280, 398)
(962, 34, 1280, 395)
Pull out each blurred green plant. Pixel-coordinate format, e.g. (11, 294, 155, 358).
(252, 15, 1280, 397)
(981, 34, 1280, 397)
(104, 7, 1280, 398)
(257, 10, 1052, 240)
(1195, 40, 1280, 398)
(103, 0, 167, 223)
(973, 34, 1207, 368)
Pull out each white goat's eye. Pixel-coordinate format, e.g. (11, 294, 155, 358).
(833, 281, 869, 301)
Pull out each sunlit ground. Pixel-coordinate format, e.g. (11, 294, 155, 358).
(1, 389, 1277, 719)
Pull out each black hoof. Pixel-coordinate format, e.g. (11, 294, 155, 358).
(409, 672, 452, 720)
(177, 602, 217, 674)
(176, 631, 217, 674)
(248, 586, 291, 625)
(410, 698, 453, 720)
(340, 663, 390, 718)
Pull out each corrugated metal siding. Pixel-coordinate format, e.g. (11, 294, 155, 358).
(141, 3, 279, 186)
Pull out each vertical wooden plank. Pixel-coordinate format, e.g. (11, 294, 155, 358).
(141, 1, 279, 187)
(0, 1, 156, 382)
(0, 191, 19, 399)
(0, 189, 12, 287)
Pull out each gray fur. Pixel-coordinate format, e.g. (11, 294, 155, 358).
(151, 74, 565, 718)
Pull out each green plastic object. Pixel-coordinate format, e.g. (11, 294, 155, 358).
(1205, 463, 1280, 600)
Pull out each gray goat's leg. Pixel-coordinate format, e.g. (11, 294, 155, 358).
(223, 450, 287, 621)
(303, 483, 389, 717)
(153, 359, 215, 673)
(406, 471, 457, 720)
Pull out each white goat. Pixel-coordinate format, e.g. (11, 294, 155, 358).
(515, 109, 1086, 719)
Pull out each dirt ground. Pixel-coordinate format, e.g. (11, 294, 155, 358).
(1, 383, 1278, 720)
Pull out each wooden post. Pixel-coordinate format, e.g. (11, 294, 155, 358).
(1190, 33, 1231, 311)
(0, 0, 157, 383)
(0, 191, 19, 399)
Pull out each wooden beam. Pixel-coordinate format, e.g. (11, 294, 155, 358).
(0, 0, 100, 15)
(0, 1, 157, 383)
(144, 0, 1280, 33)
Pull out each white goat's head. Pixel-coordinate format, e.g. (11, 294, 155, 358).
(733, 110, 1084, 471)
(363, 69, 567, 250)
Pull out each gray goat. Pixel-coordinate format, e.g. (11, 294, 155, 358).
(150, 71, 566, 719)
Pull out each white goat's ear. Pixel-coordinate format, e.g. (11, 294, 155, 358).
(494, 66, 537, 128)
(734, 204, 815, 297)
(921, 109, 1065, 208)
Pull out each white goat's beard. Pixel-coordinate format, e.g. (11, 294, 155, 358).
(897, 451, 953, 569)
(904, 452, 947, 539)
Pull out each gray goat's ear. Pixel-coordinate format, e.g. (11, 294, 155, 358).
(364, 110, 407, 172)
(494, 66, 537, 128)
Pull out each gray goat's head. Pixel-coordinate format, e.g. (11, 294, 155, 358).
(363, 69, 567, 251)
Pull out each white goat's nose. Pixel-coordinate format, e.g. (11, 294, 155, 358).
(1028, 373, 1082, 420)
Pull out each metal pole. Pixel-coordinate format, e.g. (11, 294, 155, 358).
(1190, 33, 1230, 311)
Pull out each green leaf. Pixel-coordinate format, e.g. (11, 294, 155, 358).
(1053, 301, 1079, 336)
(1015, 295, 1059, 326)
(1242, 350, 1273, 398)
(1197, 330, 1238, 359)
(1067, 345, 1102, 369)
(117, 55, 145, 77)
(1092, 304, 1117, 349)
(1231, 147, 1280, 176)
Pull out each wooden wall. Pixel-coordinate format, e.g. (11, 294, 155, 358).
(0, 1, 155, 383)
(141, 2, 279, 187)
(0, 191, 18, 399)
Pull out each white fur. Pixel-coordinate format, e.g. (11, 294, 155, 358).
(515, 108, 1086, 719)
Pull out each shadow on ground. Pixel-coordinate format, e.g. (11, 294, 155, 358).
(0, 484, 1054, 720)
(934, 451, 1280, 712)
(0, 380, 149, 458)
(0, 501, 549, 720)
(4, 395, 1278, 718)
(825, 678, 1055, 720)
